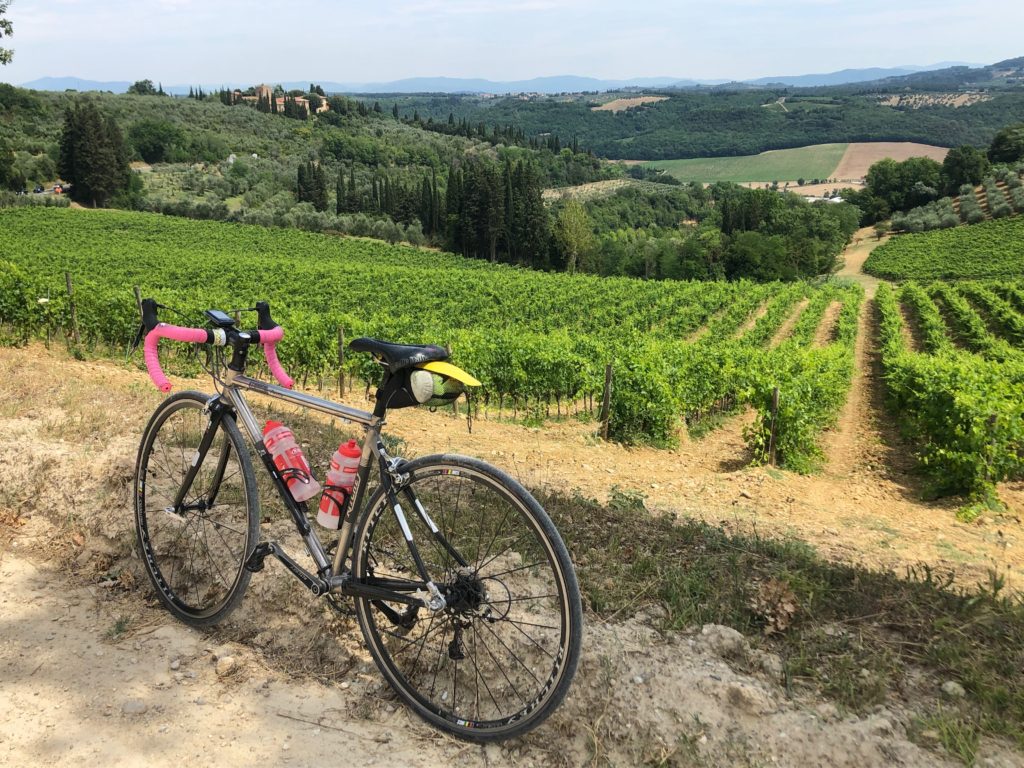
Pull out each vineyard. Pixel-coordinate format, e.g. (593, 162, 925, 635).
(0, 207, 861, 470)
(864, 215, 1024, 280)
(876, 279, 1024, 500)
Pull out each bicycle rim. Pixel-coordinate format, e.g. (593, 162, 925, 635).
(353, 456, 581, 741)
(135, 392, 258, 626)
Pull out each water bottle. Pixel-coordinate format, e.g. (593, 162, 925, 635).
(262, 420, 321, 503)
(316, 439, 361, 530)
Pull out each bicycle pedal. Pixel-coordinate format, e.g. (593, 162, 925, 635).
(244, 542, 273, 573)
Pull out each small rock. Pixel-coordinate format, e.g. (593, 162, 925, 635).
(216, 656, 237, 677)
(699, 624, 749, 660)
(724, 682, 775, 715)
(169, 659, 180, 671)
(756, 652, 785, 683)
(815, 702, 839, 722)
(121, 699, 148, 716)
(632, 675, 644, 684)
(339, 681, 350, 690)
(739, 489, 753, 499)
(941, 680, 966, 699)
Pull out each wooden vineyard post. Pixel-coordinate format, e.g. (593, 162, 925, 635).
(338, 326, 345, 397)
(131, 285, 144, 353)
(769, 387, 780, 466)
(64, 272, 80, 347)
(599, 363, 613, 441)
(446, 345, 458, 418)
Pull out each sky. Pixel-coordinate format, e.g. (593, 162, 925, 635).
(1, 0, 1022, 86)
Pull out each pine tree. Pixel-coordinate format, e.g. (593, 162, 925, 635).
(392, 104, 399, 119)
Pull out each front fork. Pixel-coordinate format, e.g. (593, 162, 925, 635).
(171, 397, 230, 514)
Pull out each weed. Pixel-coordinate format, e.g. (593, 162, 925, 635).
(380, 432, 408, 458)
(106, 614, 131, 640)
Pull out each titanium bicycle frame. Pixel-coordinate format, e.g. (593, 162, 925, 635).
(181, 366, 459, 614)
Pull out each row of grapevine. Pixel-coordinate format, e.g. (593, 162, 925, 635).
(0, 208, 861, 470)
(876, 283, 1024, 498)
(864, 215, 1024, 280)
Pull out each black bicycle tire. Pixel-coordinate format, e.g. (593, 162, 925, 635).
(134, 391, 260, 627)
(351, 454, 582, 742)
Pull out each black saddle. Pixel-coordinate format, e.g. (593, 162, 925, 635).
(349, 337, 449, 373)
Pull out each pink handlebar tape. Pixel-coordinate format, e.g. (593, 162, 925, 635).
(144, 323, 294, 392)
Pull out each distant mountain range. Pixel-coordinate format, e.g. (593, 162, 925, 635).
(16, 62, 991, 95)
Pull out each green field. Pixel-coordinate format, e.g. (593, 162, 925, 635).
(646, 143, 848, 183)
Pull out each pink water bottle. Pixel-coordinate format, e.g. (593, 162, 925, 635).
(317, 439, 361, 530)
(262, 420, 321, 503)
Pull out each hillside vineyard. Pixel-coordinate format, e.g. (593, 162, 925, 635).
(0, 207, 861, 471)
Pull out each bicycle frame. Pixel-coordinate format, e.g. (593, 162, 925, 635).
(186, 368, 450, 612)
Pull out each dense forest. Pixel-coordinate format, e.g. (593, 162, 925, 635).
(374, 87, 1024, 160)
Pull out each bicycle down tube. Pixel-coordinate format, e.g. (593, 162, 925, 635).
(221, 371, 447, 608)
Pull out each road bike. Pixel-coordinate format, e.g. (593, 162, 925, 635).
(132, 299, 582, 742)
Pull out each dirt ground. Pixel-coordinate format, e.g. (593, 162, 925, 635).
(832, 143, 949, 183)
(591, 96, 669, 113)
(3, 344, 1022, 767)
(2, 229, 1023, 765)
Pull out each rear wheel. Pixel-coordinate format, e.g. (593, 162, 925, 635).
(134, 391, 259, 627)
(352, 455, 582, 742)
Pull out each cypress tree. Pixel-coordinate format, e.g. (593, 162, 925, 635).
(297, 162, 309, 202)
(420, 176, 433, 235)
(58, 101, 130, 207)
(392, 104, 399, 119)
(347, 165, 358, 212)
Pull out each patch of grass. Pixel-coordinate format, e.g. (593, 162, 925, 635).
(647, 143, 848, 183)
(544, 489, 1024, 747)
(915, 711, 980, 765)
(687, 407, 740, 440)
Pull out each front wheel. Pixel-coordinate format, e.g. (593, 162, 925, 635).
(134, 391, 260, 627)
(352, 455, 582, 742)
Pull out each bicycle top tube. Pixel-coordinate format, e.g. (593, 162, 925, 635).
(225, 373, 379, 428)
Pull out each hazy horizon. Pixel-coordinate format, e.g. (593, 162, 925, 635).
(0, 0, 1021, 86)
